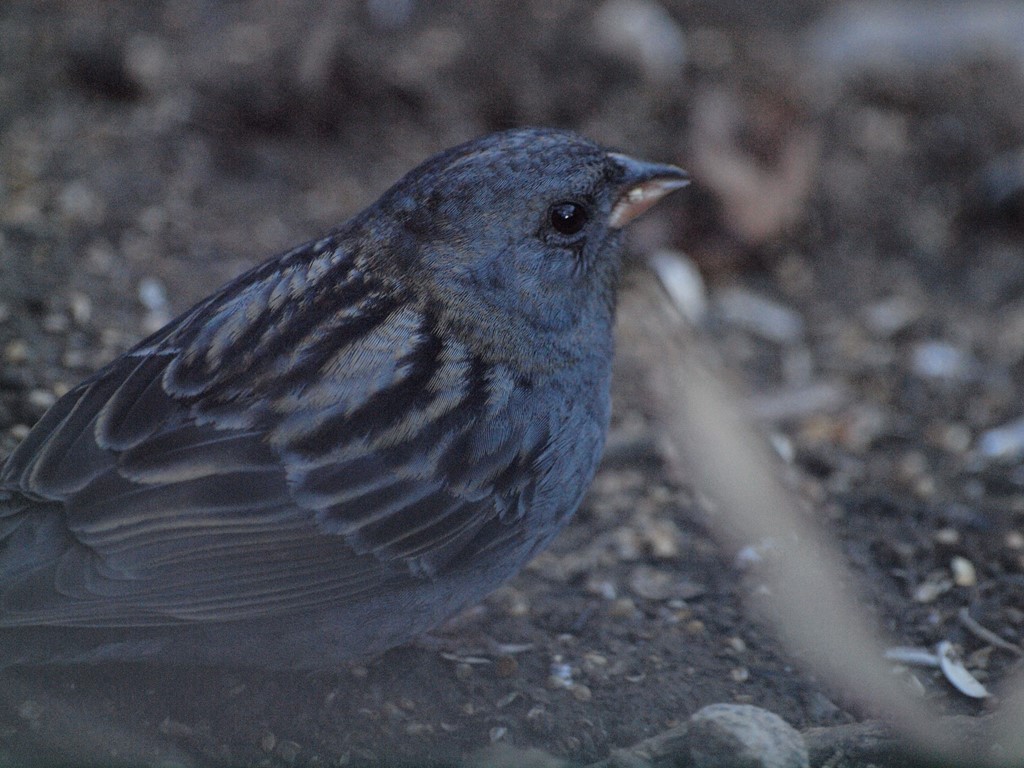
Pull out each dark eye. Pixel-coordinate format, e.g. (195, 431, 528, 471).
(549, 201, 589, 236)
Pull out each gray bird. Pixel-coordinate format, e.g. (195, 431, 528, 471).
(0, 128, 686, 668)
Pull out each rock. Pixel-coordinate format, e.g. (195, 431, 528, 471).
(716, 287, 805, 343)
(687, 703, 808, 768)
(977, 416, 1024, 460)
(593, 0, 687, 84)
(648, 249, 707, 324)
(910, 341, 974, 381)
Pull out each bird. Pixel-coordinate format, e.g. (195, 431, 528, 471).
(0, 128, 687, 669)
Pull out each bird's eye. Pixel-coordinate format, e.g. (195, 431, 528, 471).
(549, 202, 589, 236)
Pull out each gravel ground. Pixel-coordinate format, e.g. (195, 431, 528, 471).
(2, 2, 1024, 766)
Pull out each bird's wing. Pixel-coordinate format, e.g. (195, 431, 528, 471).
(0, 241, 550, 627)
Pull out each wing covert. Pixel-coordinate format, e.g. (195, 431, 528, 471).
(0, 238, 553, 629)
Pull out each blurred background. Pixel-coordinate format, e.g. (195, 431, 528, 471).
(2, 1, 1024, 765)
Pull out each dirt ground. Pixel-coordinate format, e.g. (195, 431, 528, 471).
(2, 1, 1024, 766)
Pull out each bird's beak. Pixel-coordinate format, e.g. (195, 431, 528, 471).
(607, 152, 689, 229)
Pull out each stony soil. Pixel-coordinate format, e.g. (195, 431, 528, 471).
(2, 2, 1023, 766)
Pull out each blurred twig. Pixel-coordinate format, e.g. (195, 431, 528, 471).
(618, 273, 1014, 766)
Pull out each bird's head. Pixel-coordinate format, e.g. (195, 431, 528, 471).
(362, 128, 687, 367)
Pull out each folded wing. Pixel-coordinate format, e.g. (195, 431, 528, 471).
(0, 241, 548, 628)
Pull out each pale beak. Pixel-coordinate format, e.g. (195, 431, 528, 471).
(607, 152, 689, 229)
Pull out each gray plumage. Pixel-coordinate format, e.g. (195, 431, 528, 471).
(0, 128, 686, 668)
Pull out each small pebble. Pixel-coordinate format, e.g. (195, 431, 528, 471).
(628, 566, 675, 601)
(862, 294, 922, 338)
(586, 577, 617, 600)
(612, 526, 643, 560)
(977, 417, 1024, 460)
(717, 287, 805, 343)
(608, 597, 639, 619)
(496, 692, 520, 709)
(933, 527, 960, 546)
(913, 573, 953, 603)
(28, 389, 57, 411)
(62, 350, 92, 369)
(548, 659, 574, 689)
(68, 292, 92, 324)
(57, 181, 104, 224)
(950, 556, 977, 587)
(593, 0, 687, 83)
(934, 423, 972, 454)
(571, 684, 592, 702)
(4, 339, 28, 364)
(910, 340, 973, 380)
(642, 517, 683, 559)
(649, 249, 707, 323)
(583, 652, 608, 669)
(137, 205, 168, 235)
(138, 276, 171, 330)
(502, 589, 530, 617)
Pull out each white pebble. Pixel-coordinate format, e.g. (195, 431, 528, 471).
(593, 0, 687, 83)
(28, 389, 57, 410)
(910, 341, 973, 380)
(69, 292, 92, 324)
(717, 288, 805, 343)
(138, 276, 172, 332)
(861, 294, 922, 337)
(548, 660, 574, 689)
(138, 276, 169, 312)
(950, 556, 976, 587)
(977, 417, 1024, 460)
(649, 249, 707, 323)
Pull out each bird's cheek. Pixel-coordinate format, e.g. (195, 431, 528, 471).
(511, 262, 583, 331)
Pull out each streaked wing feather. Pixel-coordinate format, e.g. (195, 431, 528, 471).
(0, 239, 543, 628)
